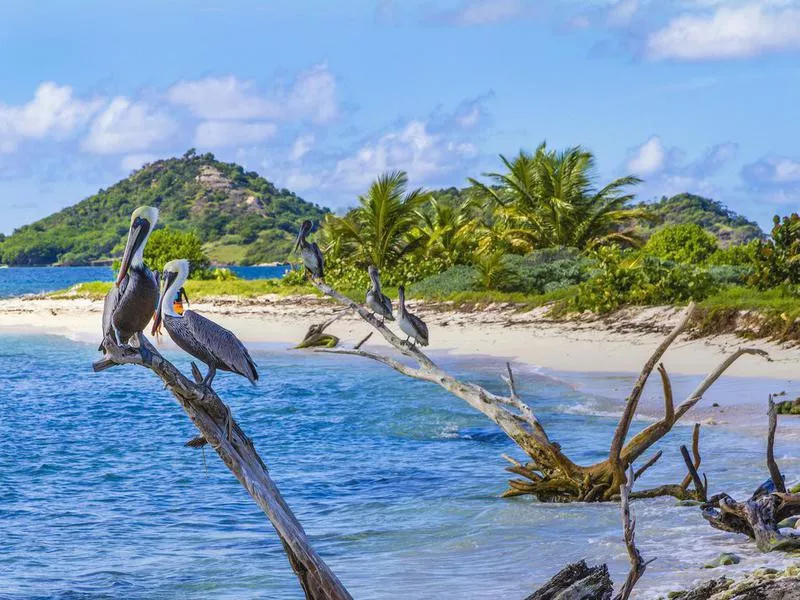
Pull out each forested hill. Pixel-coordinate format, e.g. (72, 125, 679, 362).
(636, 193, 764, 246)
(0, 151, 328, 266)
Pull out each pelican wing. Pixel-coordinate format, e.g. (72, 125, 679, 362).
(183, 310, 259, 383)
(379, 292, 394, 319)
(99, 274, 127, 350)
(310, 242, 324, 278)
(408, 312, 429, 345)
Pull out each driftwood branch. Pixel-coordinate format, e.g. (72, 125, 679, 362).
(614, 467, 652, 600)
(767, 395, 786, 494)
(700, 401, 800, 552)
(309, 283, 767, 502)
(94, 335, 351, 600)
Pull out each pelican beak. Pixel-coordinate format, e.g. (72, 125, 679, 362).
(116, 217, 150, 286)
(294, 221, 311, 253)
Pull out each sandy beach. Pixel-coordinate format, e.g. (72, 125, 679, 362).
(1, 293, 796, 380)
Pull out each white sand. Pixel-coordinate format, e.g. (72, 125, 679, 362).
(0, 295, 796, 380)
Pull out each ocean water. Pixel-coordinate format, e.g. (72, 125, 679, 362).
(1, 332, 798, 599)
(0, 265, 290, 298)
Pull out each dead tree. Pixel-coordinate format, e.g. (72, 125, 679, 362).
(700, 397, 800, 552)
(308, 282, 767, 502)
(94, 335, 352, 600)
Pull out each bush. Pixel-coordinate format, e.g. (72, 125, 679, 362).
(749, 214, 800, 290)
(707, 265, 752, 286)
(707, 241, 758, 267)
(568, 247, 718, 313)
(410, 265, 479, 296)
(643, 223, 718, 264)
(112, 228, 212, 279)
(498, 248, 593, 294)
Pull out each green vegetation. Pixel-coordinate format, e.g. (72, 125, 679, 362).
(634, 193, 763, 246)
(470, 144, 648, 251)
(14, 140, 800, 336)
(643, 224, 718, 264)
(0, 149, 327, 266)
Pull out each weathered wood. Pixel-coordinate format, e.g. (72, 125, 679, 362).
(525, 561, 612, 600)
(700, 400, 800, 553)
(614, 467, 654, 600)
(309, 283, 766, 502)
(95, 334, 352, 600)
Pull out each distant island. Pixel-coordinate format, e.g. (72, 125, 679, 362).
(0, 150, 763, 267)
(0, 149, 328, 267)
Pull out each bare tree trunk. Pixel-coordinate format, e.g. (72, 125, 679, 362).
(308, 282, 767, 502)
(94, 335, 352, 600)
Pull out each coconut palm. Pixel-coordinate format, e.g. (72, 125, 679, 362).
(470, 143, 649, 252)
(412, 195, 477, 267)
(322, 171, 429, 270)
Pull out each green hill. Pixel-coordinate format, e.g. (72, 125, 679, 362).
(637, 193, 764, 246)
(0, 150, 328, 266)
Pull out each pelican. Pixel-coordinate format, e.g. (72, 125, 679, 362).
(152, 259, 258, 388)
(293, 219, 324, 279)
(99, 206, 159, 350)
(397, 285, 428, 347)
(365, 265, 393, 324)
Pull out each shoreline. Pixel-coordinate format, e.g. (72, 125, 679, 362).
(1, 294, 797, 379)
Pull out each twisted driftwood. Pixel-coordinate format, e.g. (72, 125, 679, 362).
(700, 397, 800, 552)
(308, 282, 767, 502)
(93, 335, 352, 600)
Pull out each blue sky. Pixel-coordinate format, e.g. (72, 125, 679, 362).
(1, 0, 800, 234)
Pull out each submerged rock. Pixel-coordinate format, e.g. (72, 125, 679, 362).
(704, 553, 741, 569)
(777, 516, 800, 529)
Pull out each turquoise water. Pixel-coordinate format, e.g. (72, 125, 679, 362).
(1, 332, 798, 599)
(0, 265, 290, 298)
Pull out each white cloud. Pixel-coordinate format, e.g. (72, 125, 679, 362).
(330, 120, 476, 191)
(627, 136, 665, 176)
(194, 120, 277, 148)
(82, 98, 177, 154)
(742, 155, 800, 185)
(289, 134, 315, 161)
(647, 2, 800, 60)
(432, 0, 525, 26)
(167, 64, 338, 124)
(0, 82, 102, 152)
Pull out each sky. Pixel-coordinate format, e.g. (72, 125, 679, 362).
(1, 0, 799, 234)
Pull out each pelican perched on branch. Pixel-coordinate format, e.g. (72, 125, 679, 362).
(397, 285, 428, 347)
(365, 265, 393, 324)
(152, 259, 258, 388)
(99, 206, 159, 350)
(294, 219, 324, 279)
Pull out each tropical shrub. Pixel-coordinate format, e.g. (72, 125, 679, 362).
(707, 241, 758, 267)
(643, 223, 718, 264)
(568, 247, 717, 313)
(411, 265, 480, 296)
(749, 214, 800, 290)
(497, 248, 593, 294)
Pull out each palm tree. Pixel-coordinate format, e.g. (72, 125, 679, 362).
(412, 194, 477, 267)
(323, 171, 429, 270)
(470, 143, 648, 252)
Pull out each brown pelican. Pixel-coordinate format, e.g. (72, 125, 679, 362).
(99, 206, 159, 350)
(152, 259, 258, 388)
(365, 265, 393, 324)
(397, 285, 428, 347)
(293, 219, 324, 279)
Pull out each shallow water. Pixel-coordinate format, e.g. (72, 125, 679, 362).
(0, 265, 289, 298)
(0, 333, 798, 599)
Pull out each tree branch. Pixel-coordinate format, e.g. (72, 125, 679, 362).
(96, 335, 352, 600)
(613, 467, 652, 600)
(767, 395, 786, 493)
(609, 303, 695, 468)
